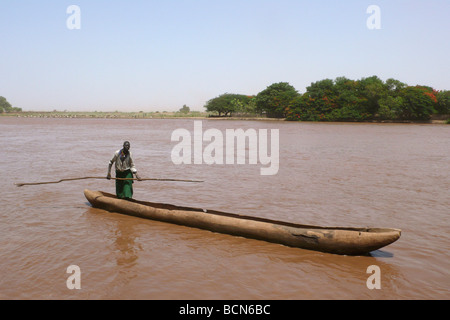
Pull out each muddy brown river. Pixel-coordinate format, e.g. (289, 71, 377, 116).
(0, 117, 448, 299)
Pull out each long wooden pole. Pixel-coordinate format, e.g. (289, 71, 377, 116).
(15, 176, 203, 187)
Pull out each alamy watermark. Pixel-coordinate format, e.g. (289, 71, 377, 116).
(66, 5, 380, 31)
(66, 5, 81, 30)
(171, 121, 279, 176)
(367, 5, 381, 30)
(366, 265, 381, 289)
(66, 265, 81, 289)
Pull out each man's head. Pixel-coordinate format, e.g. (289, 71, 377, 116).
(123, 141, 130, 153)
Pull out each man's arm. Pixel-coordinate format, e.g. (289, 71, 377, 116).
(134, 172, 142, 181)
(129, 153, 142, 181)
(107, 152, 117, 179)
(107, 163, 112, 180)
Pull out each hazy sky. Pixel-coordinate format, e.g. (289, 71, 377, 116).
(1, 0, 449, 112)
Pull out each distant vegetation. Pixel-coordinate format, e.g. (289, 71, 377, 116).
(204, 94, 257, 117)
(2, 76, 449, 122)
(179, 104, 190, 114)
(0, 96, 21, 113)
(1, 110, 208, 119)
(205, 76, 450, 122)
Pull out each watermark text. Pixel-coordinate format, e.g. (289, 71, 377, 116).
(66, 5, 81, 30)
(171, 121, 279, 176)
(366, 265, 381, 289)
(66, 265, 81, 289)
(367, 5, 381, 30)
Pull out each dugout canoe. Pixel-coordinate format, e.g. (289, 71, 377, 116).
(84, 189, 401, 255)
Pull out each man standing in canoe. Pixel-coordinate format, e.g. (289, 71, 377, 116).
(107, 141, 142, 200)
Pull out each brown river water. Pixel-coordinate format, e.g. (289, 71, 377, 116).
(0, 117, 449, 300)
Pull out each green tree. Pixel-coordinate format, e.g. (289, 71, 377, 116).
(305, 79, 337, 116)
(286, 93, 319, 121)
(300, 77, 373, 121)
(397, 86, 437, 120)
(204, 94, 235, 116)
(357, 76, 387, 115)
(230, 98, 245, 113)
(0, 96, 12, 113)
(242, 96, 257, 114)
(436, 90, 450, 114)
(373, 78, 407, 120)
(378, 95, 404, 120)
(334, 77, 371, 121)
(179, 105, 190, 113)
(205, 93, 250, 116)
(255, 82, 299, 118)
(306, 79, 335, 100)
(230, 95, 254, 114)
(385, 78, 407, 92)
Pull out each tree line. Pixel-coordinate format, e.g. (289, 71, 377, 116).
(204, 76, 450, 121)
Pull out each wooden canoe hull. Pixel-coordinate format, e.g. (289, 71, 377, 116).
(84, 190, 401, 255)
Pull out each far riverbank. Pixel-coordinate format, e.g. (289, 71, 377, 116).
(0, 111, 448, 124)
